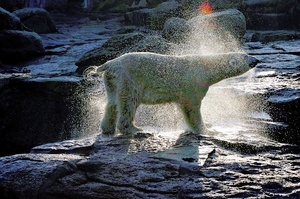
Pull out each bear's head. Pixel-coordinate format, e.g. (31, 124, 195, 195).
(228, 53, 259, 75)
(204, 52, 259, 85)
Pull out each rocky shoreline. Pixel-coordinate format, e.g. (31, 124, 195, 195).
(0, 0, 299, 198)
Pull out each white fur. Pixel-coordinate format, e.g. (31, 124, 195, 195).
(84, 52, 252, 135)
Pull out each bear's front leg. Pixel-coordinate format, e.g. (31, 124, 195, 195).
(179, 102, 202, 134)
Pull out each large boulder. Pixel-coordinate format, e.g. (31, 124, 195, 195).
(75, 32, 145, 74)
(0, 0, 19, 11)
(148, 0, 182, 30)
(127, 34, 173, 54)
(0, 30, 45, 63)
(13, 8, 57, 33)
(86, 0, 128, 12)
(125, 0, 182, 30)
(127, 0, 167, 10)
(43, 0, 68, 11)
(187, 9, 246, 41)
(244, 0, 296, 13)
(75, 33, 174, 74)
(162, 17, 189, 43)
(173, 9, 246, 54)
(0, 7, 22, 30)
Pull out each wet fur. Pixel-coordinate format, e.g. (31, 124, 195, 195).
(84, 52, 252, 135)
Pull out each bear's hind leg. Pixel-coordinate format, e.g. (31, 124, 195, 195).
(101, 73, 118, 134)
(101, 102, 117, 134)
(116, 81, 141, 135)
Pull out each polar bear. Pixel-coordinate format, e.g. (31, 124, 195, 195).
(84, 52, 258, 135)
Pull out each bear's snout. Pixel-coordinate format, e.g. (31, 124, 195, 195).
(248, 56, 259, 68)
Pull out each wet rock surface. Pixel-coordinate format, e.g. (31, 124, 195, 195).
(0, 132, 299, 198)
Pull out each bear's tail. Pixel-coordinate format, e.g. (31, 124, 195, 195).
(96, 63, 110, 73)
(83, 63, 109, 80)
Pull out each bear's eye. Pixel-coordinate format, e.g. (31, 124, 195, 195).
(229, 59, 238, 67)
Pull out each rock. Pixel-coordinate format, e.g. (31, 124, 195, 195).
(162, 17, 189, 43)
(0, 76, 102, 156)
(23, 0, 68, 11)
(172, 9, 246, 54)
(0, 9, 299, 199)
(43, 0, 68, 11)
(125, 0, 182, 30)
(0, 7, 22, 30)
(149, 0, 182, 30)
(0, 0, 18, 12)
(0, 153, 83, 198)
(206, 0, 245, 11)
(0, 30, 45, 63)
(124, 8, 153, 26)
(76, 33, 176, 74)
(127, 34, 173, 54)
(85, 0, 128, 13)
(246, 13, 292, 30)
(0, 131, 299, 198)
(75, 32, 145, 74)
(13, 8, 57, 33)
(243, 0, 297, 30)
(187, 9, 246, 41)
(248, 30, 300, 42)
(266, 91, 300, 143)
(244, 0, 296, 13)
(127, 0, 167, 10)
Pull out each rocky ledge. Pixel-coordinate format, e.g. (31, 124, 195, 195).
(0, 131, 299, 198)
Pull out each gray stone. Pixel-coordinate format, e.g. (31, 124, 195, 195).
(0, 153, 82, 198)
(127, 34, 173, 54)
(171, 9, 246, 55)
(125, 0, 182, 30)
(124, 8, 153, 26)
(162, 17, 189, 43)
(13, 8, 57, 33)
(149, 0, 182, 30)
(0, 30, 45, 63)
(75, 32, 145, 73)
(43, 0, 68, 11)
(0, 7, 22, 30)
(0, 0, 18, 12)
(243, 0, 297, 30)
(244, 0, 296, 13)
(0, 132, 299, 198)
(246, 13, 292, 30)
(248, 30, 300, 43)
(187, 9, 246, 42)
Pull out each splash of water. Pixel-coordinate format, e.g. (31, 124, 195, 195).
(169, 6, 247, 56)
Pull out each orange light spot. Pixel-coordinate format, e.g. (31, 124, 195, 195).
(199, 2, 213, 15)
